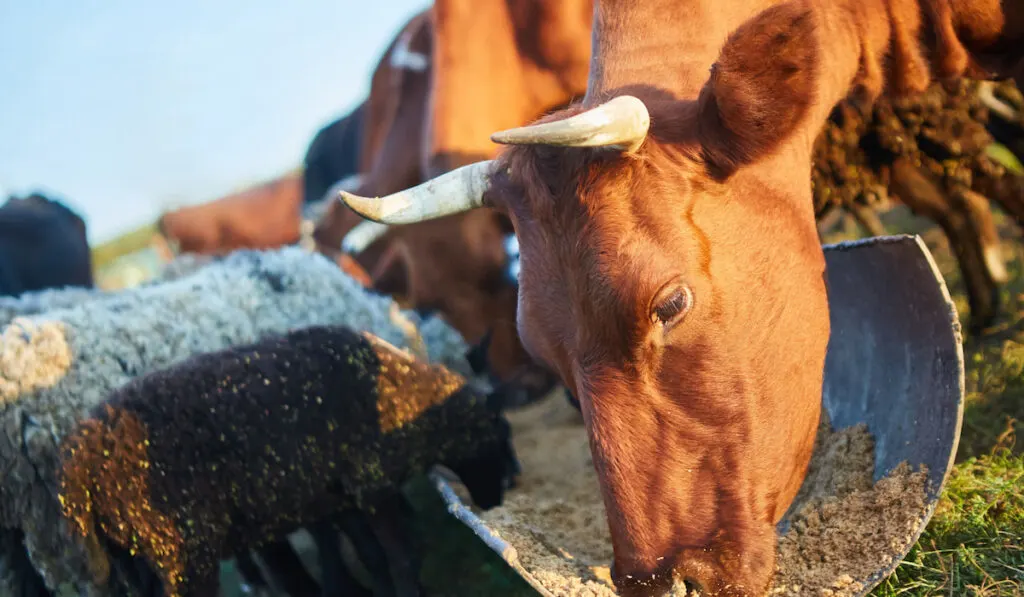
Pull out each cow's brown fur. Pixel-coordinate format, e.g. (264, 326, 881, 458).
(478, 0, 1024, 595)
(312, 10, 434, 256)
(426, 0, 592, 176)
(157, 172, 303, 255)
(313, 2, 592, 395)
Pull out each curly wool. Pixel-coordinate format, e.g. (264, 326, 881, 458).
(57, 325, 503, 597)
(0, 246, 475, 595)
(0, 287, 106, 328)
(0, 252, 216, 328)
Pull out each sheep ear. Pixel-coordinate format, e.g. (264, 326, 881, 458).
(696, 1, 818, 178)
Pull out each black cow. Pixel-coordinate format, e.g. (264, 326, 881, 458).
(0, 192, 94, 297)
(302, 102, 366, 205)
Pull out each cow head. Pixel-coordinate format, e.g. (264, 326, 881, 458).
(339, 4, 829, 595)
(358, 209, 559, 405)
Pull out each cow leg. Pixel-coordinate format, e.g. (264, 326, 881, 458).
(954, 189, 1009, 285)
(848, 203, 888, 237)
(309, 520, 372, 597)
(815, 205, 845, 239)
(254, 537, 322, 597)
(889, 158, 1003, 333)
(976, 170, 1024, 232)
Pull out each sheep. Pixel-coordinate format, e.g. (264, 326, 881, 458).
(0, 246, 477, 596)
(0, 252, 216, 328)
(0, 287, 107, 328)
(56, 324, 518, 597)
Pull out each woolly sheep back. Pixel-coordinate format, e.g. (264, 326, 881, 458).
(0, 247, 474, 595)
(57, 325, 501, 597)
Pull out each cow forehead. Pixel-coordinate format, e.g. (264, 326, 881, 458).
(519, 212, 688, 326)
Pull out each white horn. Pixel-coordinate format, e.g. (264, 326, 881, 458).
(337, 161, 494, 224)
(490, 95, 650, 153)
(342, 220, 391, 254)
(977, 81, 1020, 123)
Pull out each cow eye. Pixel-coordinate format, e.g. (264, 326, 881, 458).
(651, 285, 693, 328)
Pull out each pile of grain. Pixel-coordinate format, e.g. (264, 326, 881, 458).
(459, 391, 930, 597)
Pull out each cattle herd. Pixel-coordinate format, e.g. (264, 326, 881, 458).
(2, 1, 1024, 596)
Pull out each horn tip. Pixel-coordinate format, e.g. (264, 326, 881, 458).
(490, 131, 514, 144)
(336, 190, 387, 223)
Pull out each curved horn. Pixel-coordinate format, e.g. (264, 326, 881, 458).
(337, 161, 494, 224)
(490, 95, 650, 153)
(342, 220, 391, 254)
(977, 81, 1020, 123)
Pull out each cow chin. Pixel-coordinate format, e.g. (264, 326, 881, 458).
(578, 370, 788, 597)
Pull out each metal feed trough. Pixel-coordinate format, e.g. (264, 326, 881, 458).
(432, 234, 966, 597)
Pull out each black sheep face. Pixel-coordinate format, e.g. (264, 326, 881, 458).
(448, 415, 520, 510)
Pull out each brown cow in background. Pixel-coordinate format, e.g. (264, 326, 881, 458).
(157, 171, 303, 256)
(313, 0, 593, 400)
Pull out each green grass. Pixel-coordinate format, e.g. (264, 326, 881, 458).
(91, 222, 160, 271)
(873, 452, 1024, 596)
(828, 205, 1024, 596)
(988, 143, 1024, 177)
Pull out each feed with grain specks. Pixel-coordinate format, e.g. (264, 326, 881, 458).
(451, 391, 930, 597)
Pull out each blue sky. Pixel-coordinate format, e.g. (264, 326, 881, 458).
(0, 1, 427, 244)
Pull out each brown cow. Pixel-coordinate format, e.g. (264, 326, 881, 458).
(338, 1, 1024, 595)
(315, 2, 592, 397)
(310, 9, 433, 294)
(157, 171, 303, 255)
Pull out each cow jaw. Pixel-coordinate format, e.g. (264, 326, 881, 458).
(576, 362, 778, 597)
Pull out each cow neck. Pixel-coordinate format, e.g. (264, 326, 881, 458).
(585, 0, 775, 102)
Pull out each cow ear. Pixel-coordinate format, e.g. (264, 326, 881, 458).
(696, 2, 818, 179)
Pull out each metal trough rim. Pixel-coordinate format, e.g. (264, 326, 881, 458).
(433, 234, 965, 597)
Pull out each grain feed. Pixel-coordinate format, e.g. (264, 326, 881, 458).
(456, 390, 930, 597)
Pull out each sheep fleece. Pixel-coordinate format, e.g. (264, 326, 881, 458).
(58, 324, 499, 597)
(0, 247, 473, 595)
